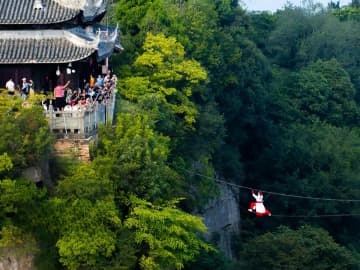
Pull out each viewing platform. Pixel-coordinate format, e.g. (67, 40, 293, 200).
(45, 93, 116, 161)
(46, 93, 116, 139)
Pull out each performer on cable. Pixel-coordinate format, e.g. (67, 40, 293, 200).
(248, 190, 271, 216)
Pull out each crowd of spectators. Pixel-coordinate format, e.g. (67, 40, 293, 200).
(42, 72, 117, 112)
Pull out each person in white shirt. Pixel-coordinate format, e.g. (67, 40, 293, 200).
(248, 190, 271, 216)
(5, 78, 15, 91)
(63, 104, 72, 112)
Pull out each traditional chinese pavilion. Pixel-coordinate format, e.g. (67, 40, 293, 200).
(0, 0, 122, 92)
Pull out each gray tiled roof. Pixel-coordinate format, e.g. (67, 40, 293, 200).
(0, 29, 97, 63)
(0, 0, 80, 24)
(0, 0, 108, 24)
(0, 26, 121, 64)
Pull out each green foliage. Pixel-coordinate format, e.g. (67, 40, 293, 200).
(247, 121, 360, 251)
(0, 225, 36, 250)
(8, 1, 360, 269)
(94, 111, 183, 202)
(0, 153, 13, 173)
(184, 248, 238, 270)
(50, 197, 121, 270)
(0, 97, 52, 174)
(114, 0, 155, 36)
(240, 225, 356, 269)
(0, 179, 42, 219)
(291, 59, 359, 126)
(268, 7, 314, 68)
(120, 33, 207, 134)
(43, 160, 122, 270)
(332, 6, 360, 21)
(266, 122, 360, 200)
(56, 164, 114, 202)
(112, 0, 227, 209)
(0, 225, 38, 258)
(247, 11, 277, 51)
(124, 195, 212, 270)
(175, 156, 219, 210)
(92, 228, 138, 270)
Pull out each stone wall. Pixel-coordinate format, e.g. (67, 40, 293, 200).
(52, 136, 96, 162)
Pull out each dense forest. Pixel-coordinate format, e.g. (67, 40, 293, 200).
(2, 0, 360, 269)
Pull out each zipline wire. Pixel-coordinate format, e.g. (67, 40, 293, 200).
(271, 213, 360, 218)
(179, 167, 360, 218)
(178, 167, 360, 202)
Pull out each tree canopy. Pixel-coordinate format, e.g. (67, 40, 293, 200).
(3, 0, 360, 269)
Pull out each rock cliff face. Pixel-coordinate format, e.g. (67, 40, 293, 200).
(21, 160, 53, 191)
(0, 253, 33, 270)
(201, 183, 240, 258)
(0, 246, 35, 270)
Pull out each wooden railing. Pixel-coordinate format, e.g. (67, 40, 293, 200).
(46, 94, 116, 139)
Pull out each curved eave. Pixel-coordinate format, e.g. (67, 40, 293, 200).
(95, 24, 123, 61)
(114, 44, 124, 52)
(0, 52, 96, 64)
(96, 43, 122, 61)
(0, 29, 98, 64)
(0, 14, 80, 25)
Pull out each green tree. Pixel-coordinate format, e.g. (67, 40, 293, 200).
(51, 197, 121, 270)
(185, 248, 238, 270)
(124, 195, 212, 270)
(120, 32, 207, 135)
(0, 153, 12, 175)
(292, 59, 359, 126)
(0, 178, 44, 228)
(94, 111, 183, 203)
(267, 7, 314, 68)
(44, 164, 122, 270)
(240, 225, 356, 269)
(0, 97, 52, 175)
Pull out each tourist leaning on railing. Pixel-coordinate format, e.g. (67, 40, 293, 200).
(42, 72, 116, 114)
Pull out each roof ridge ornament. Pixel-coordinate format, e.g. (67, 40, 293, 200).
(33, 0, 44, 10)
(54, 0, 104, 10)
(84, 0, 103, 8)
(53, 0, 85, 9)
(109, 24, 118, 42)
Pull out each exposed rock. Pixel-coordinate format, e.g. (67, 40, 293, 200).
(0, 250, 34, 270)
(21, 160, 54, 192)
(22, 167, 42, 183)
(200, 183, 240, 258)
(0, 236, 37, 270)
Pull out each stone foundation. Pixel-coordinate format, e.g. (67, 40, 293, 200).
(52, 136, 97, 162)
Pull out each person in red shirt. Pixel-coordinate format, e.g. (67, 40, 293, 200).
(248, 190, 271, 216)
(54, 80, 70, 111)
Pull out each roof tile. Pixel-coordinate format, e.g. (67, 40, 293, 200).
(0, 32, 96, 63)
(0, 0, 80, 24)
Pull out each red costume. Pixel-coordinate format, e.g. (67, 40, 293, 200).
(248, 191, 271, 216)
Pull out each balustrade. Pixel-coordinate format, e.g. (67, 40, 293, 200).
(46, 94, 115, 139)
